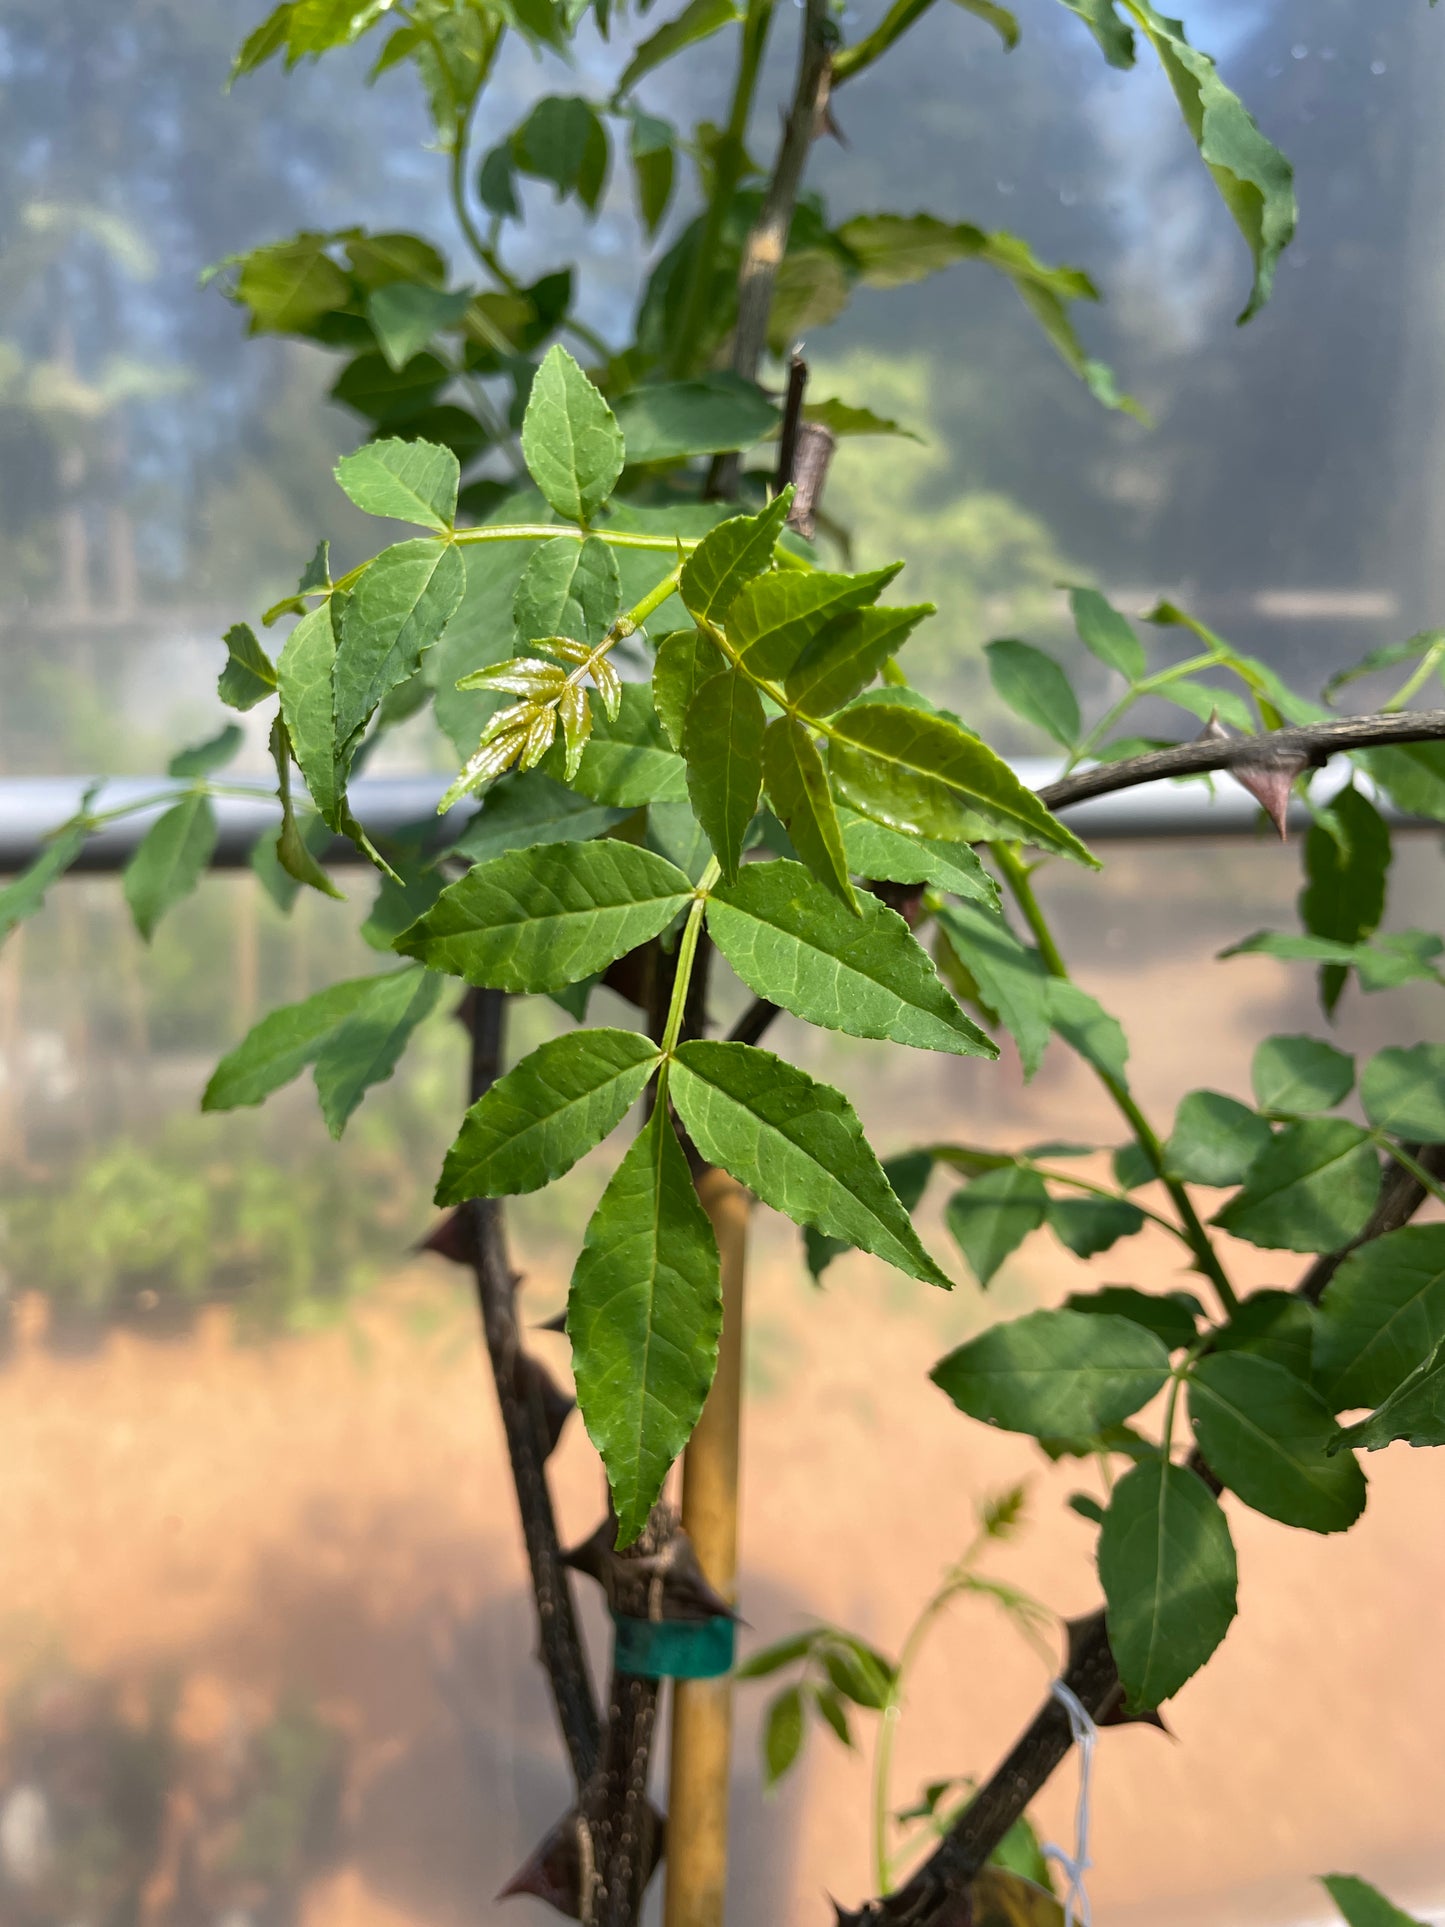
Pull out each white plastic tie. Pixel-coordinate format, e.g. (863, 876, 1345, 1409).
(1041, 1677, 1097, 1927)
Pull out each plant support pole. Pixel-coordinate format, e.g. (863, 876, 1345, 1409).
(664, 1167, 753, 1927)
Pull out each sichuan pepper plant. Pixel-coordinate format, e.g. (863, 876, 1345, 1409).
(7, 0, 1445, 1922)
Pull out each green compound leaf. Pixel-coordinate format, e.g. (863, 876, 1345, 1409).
(683, 668, 765, 882)
(395, 839, 693, 990)
(1361, 1044, 1445, 1143)
(805, 1149, 933, 1281)
(563, 681, 689, 806)
(1098, 1459, 1237, 1710)
(569, 1104, 722, 1545)
(1213, 1290, 1314, 1382)
(616, 0, 742, 94)
(931, 1308, 1170, 1437)
(122, 794, 218, 941)
(1354, 742, 1445, 823)
(985, 638, 1080, 750)
(365, 282, 472, 371)
(827, 702, 1096, 864)
(763, 1684, 806, 1786)
(786, 603, 933, 719)
(1212, 1118, 1381, 1253)
(669, 1039, 951, 1288)
(1251, 1033, 1355, 1115)
(629, 114, 676, 237)
(837, 809, 998, 906)
(334, 436, 459, 531)
(334, 538, 466, 744)
(1301, 786, 1391, 1015)
(945, 1166, 1049, 1286)
(1065, 1287, 1199, 1352)
(706, 859, 995, 1057)
(167, 726, 242, 780)
(1048, 1196, 1146, 1260)
(514, 96, 610, 211)
(615, 374, 777, 465)
(1165, 1090, 1273, 1187)
(521, 345, 624, 524)
(1320, 1874, 1430, 1927)
(1068, 585, 1147, 682)
(764, 716, 856, 911)
(202, 973, 392, 1112)
(0, 813, 94, 945)
(218, 622, 278, 711)
(436, 1028, 661, 1202)
(278, 601, 343, 825)
(679, 489, 792, 628)
(314, 965, 442, 1137)
(452, 771, 629, 864)
(1188, 1353, 1367, 1534)
(1333, 1339, 1445, 1455)
(1047, 979, 1129, 1085)
(514, 533, 621, 647)
(1315, 1225, 1445, 1412)
(652, 629, 713, 749)
(729, 566, 901, 682)
(934, 899, 1053, 1078)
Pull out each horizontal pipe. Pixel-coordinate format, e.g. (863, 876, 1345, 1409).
(0, 756, 1424, 877)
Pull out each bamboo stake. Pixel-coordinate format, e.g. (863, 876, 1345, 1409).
(663, 1167, 752, 1927)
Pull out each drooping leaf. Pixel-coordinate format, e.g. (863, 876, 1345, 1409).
(1251, 1034, 1355, 1115)
(395, 839, 693, 990)
(1360, 1044, 1445, 1144)
(334, 435, 459, 531)
(800, 397, 923, 442)
(314, 966, 442, 1137)
(763, 716, 856, 910)
(1069, 586, 1146, 682)
(945, 1166, 1049, 1285)
(268, 720, 344, 900)
(763, 1684, 806, 1785)
(569, 1104, 722, 1543)
(1212, 1119, 1381, 1253)
(1315, 1225, 1445, 1412)
(1097, 1459, 1237, 1709)
(629, 114, 676, 236)
(521, 344, 624, 523)
(669, 1040, 952, 1287)
(365, 283, 473, 372)
(804, 1149, 933, 1281)
(167, 725, 243, 779)
(934, 899, 1053, 1077)
(218, 622, 278, 710)
(985, 638, 1081, 749)
(1047, 1196, 1146, 1259)
(787, 603, 933, 718)
(1165, 1090, 1273, 1187)
(0, 814, 94, 945)
(1046, 979, 1129, 1085)
(931, 1308, 1170, 1437)
(514, 533, 621, 646)
(514, 96, 611, 213)
(334, 538, 466, 743)
(1188, 1353, 1366, 1534)
(1301, 786, 1391, 1013)
(616, 0, 742, 93)
(451, 771, 629, 863)
(948, 0, 1019, 49)
(1333, 1339, 1445, 1455)
(826, 702, 1096, 864)
(1064, 1286, 1198, 1351)
(202, 973, 390, 1111)
(278, 601, 343, 824)
(652, 628, 713, 749)
(437, 1028, 661, 1202)
(1320, 1874, 1429, 1927)
(122, 795, 218, 941)
(1051, 0, 1135, 67)
(707, 859, 995, 1056)
(837, 809, 997, 905)
(683, 669, 766, 882)
(679, 490, 792, 628)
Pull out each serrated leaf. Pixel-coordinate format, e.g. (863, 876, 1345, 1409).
(681, 668, 765, 882)
(1214, 1290, 1314, 1380)
(278, 602, 343, 824)
(1065, 1287, 1197, 1350)
(268, 718, 345, 900)
(670, 1040, 951, 1287)
(0, 814, 93, 945)
(561, 681, 688, 805)
(763, 1684, 805, 1785)
(122, 795, 217, 941)
(836, 809, 997, 906)
(1189, 1353, 1366, 1533)
(729, 567, 900, 682)
(202, 973, 387, 1111)
(764, 716, 856, 910)
(1320, 1875, 1429, 1927)
(218, 622, 277, 710)
(1302, 786, 1391, 1015)
(360, 864, 445, 951)
(335, 436, 459, 530)
(1251, 1034, 1354, 1115)
(787, 603, 933, 718)
(395, 839, 693, 990)
(365, 284, 473, 373)
(233, 234, 350, 333)
(436, 1028, 660, 1201)
(1315, 1225, 1445, 1412)
(1097, 1459, 1237, 1710)
(707, 858, 995, 1057)
(827, 702, 1096, 864)
(931, 1308, 1170, 1437)
(1360, 1044, 1445, 1143)
(1068, 586, 1146, 681)
(1221, 928, 1445, 994)
(934, 899, 1053, 1077)
(335, 539, 466, 745)
(514, 533, 621, 648)
(514, 96, 610, 213)
(946, 1166, 1048, 1284)
(1333, 1340, 1445, 1455)
(617, 0, 741, 92)
(629, 114, 675, 236)
(1046, 978, 1128, 1084)
(314, 966, 442, 1137)
(569, 1105, 722, 1543)
(1048, 1196, 1145, 1259)
(615, 373, 777, 465)
(451, 770, 629, 862)
(985, 639, 1080, 749)
(521, 345, 624, 523)
(805, 1149, 932, 1281)
(800, 397, 922, 442)
(679, 490, 792, 627)
(1213, 1118, 1380, 1252)
(652, 628, 712, 749)
(1053, 0, 1135, 65)
(1165, 1090, 1272, 1187)
(167, 725, 243, 779)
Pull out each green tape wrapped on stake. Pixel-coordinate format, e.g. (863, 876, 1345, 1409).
(610, 1610, 736, 1680)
